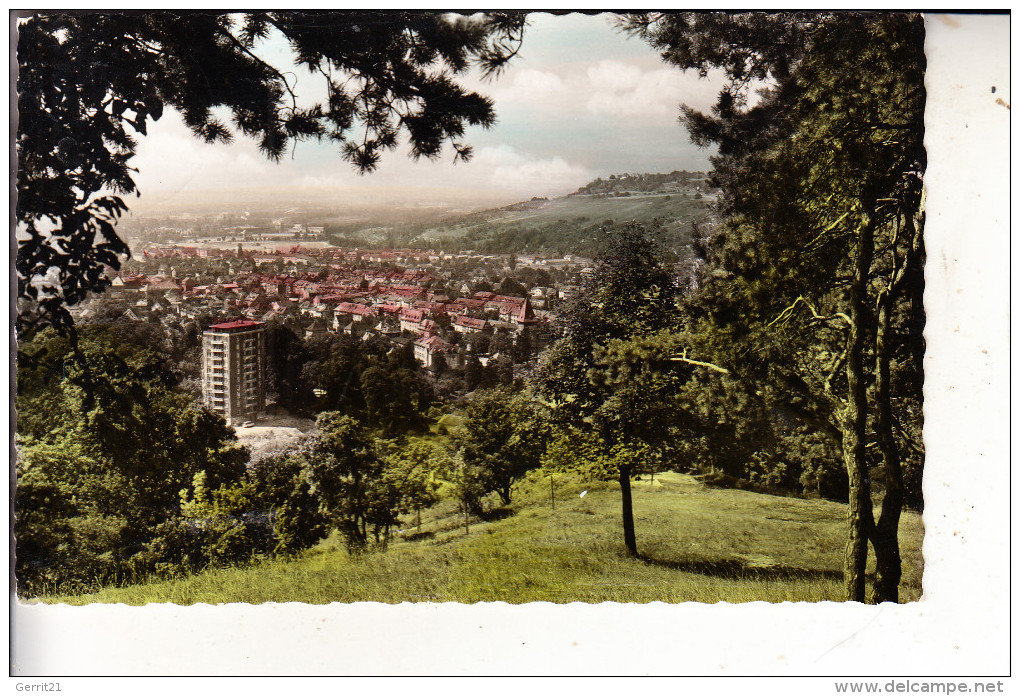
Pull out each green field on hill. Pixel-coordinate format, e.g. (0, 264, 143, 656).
(40, 473, 923, 605)
(482, 193, 710, 228)
(410, 192, 714, 256)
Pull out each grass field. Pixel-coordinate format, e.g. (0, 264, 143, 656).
(40, 472, 923, 605)
(417, 192, 711, 244)
(484, 193, 708, 227)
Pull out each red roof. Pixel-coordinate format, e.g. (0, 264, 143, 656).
(414, 334, 452, 352)
(515, 297, 538, 323)
(453, 315, 487, 330)
(208, 320, 264, 330)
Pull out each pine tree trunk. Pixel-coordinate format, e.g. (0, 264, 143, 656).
(870, 217, 917, 604)
(843, 214, 876, 602)
(619, 464, 637, 557)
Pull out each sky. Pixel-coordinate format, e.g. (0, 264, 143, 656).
(131, 13, 724, 207)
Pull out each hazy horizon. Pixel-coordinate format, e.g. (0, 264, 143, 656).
(130, 13, 722, 212)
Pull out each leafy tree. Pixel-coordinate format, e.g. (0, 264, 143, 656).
(301, 333, 367, 414)
(533, 223, 681, 555)
(430, 352, 449, 378)
(497, 276, 527, 297)
(369, 440, 442, 544)
(16, 11, 526, 333)
(468, 332, 492, 354)
(244, 453, 330, 554)
(15, 327, 248, 593)
(542, 427, 618, 483)
(590, 330, 735, 553)
(490, 331, 512, 356)
(623, 11, 925, 601)
(360, 347, 434, 435)
(265, 321, 313, 412)
(463, 354, 484, 391)
(458, 386, 549, 507)
(511, 329, 532, 364)
(305, 412, 383, 552)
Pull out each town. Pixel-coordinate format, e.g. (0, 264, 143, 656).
(70, 234, 593, 424)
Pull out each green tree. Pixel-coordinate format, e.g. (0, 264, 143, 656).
(301, 333, 367, 415)
(533, 223, 680, 555)
(360, 347, 434, 435)
(463, 354, 484, 391)
(15, 327, 248, 593)
(16, 11, 525, 333)
(511, 328, 532, 364)
(244, 453, 330, 554)
(265, 321, 313, 412)
(305, 412, 383, 552)
(369, 440, 442, 544)
(624, 11, 925, 601)
(458, 386, 549, 507)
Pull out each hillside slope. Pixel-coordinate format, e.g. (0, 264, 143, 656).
(45, 473, 923, 605)
(321, 171, 719, 256)
(410, 191, 715, 258)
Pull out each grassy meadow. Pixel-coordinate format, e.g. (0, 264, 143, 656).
(414, 192, 709, 247)
(38, 471, 924, 605)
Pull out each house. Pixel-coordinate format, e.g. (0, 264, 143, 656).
(304, 318, 328, 341)
(399, 308, 425, 333)
(334, 302, 377, 324)
(451, 314, 488, 334)
(455, 297, 488, 314)
(413, 334, 454, 371)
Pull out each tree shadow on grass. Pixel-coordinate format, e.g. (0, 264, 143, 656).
(477, 506, 516, 522)
(637, 552, 845, 582)
(402, 530, 436, 542)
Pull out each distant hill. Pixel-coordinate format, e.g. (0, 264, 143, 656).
(570, 170, 713, 197)
(392, 172, 719, 258)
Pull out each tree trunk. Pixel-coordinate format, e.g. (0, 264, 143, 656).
(619, 464, 637, 557)
(872, 290, 902, 602)
(869, 214, 921, 604)
(843, 214, 876, 602)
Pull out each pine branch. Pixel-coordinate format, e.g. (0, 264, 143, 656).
(668, 351, 730, 374)
(768, 295, 851, 330)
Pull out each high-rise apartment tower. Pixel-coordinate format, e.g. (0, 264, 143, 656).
(201, 320, 267, 424)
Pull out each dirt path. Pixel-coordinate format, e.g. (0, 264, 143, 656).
(234, 412, 316, 460)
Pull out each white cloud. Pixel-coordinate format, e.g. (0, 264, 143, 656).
(126, 19, 725, 205)
(132, 108, 592, 201)
(484, 68, 572, 114)
(479, 57, 727, 126)
(471, 145, 592, 195)
(585, 60, 727, 120)
(132, 111, 282, 196)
